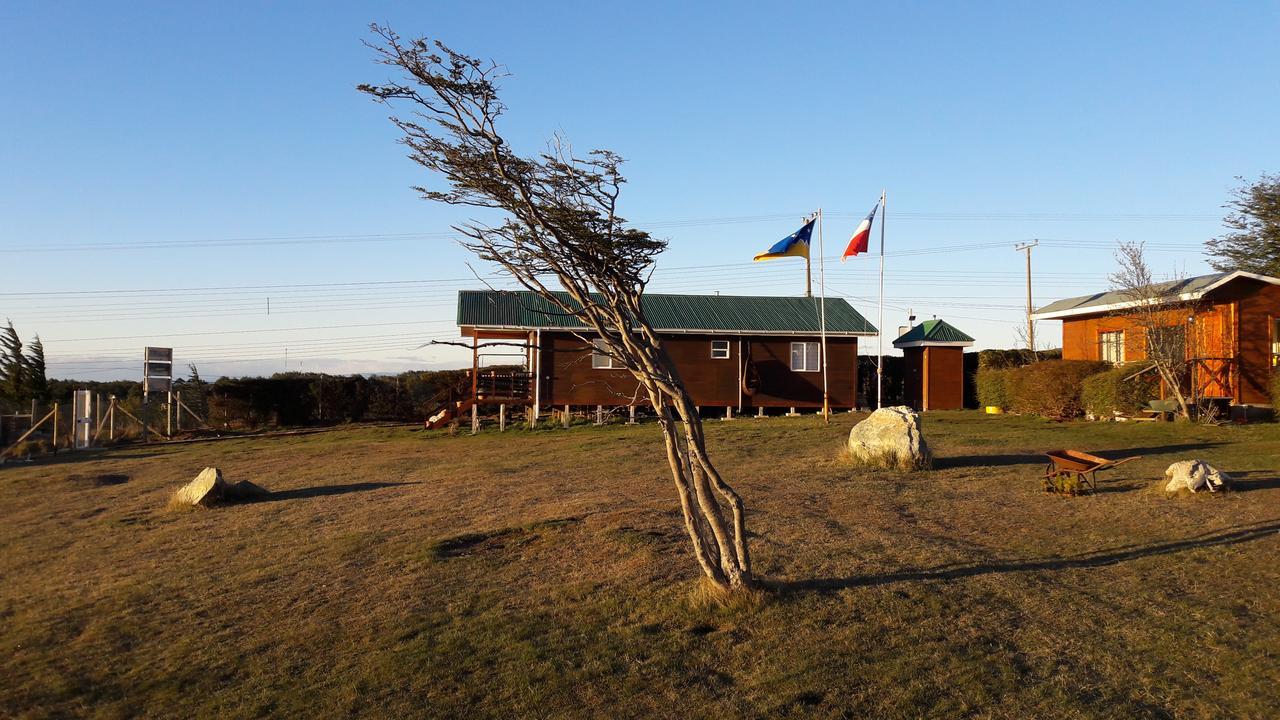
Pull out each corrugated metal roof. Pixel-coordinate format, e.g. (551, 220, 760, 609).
(457, 290, 877, 335)
(1032, 273, 1228, 318)
(892, 319, 974, 346)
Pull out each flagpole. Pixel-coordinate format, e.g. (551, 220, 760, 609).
(805, 252, 812, 298)
(877, 189, 886, 410)
(817, 208, 829, 423)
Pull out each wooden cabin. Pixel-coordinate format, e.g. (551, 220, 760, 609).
(1031, 271, 1280, 407)
(428, 290, 877, 426)
(892, 319, 974, 411)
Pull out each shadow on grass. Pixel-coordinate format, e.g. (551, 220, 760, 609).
(935, 442, 1223, 471)
(1227, 471, 1280, 492)
(777, 519, 1280, 594)
(258, 481, 422, 502)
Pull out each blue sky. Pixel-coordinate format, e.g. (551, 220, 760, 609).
(1, 1, 1276, 379)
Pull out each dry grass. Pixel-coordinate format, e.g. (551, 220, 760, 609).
(2, 413, 1279, 718)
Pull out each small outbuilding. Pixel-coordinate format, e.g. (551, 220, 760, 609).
(893, 319, 975, 411)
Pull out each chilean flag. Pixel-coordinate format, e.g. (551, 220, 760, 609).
(841, 202, 880, 261)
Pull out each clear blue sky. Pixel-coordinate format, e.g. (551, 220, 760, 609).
(2, 1, 1276, 379)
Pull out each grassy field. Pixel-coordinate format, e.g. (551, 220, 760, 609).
(2, 411, 1279, 719)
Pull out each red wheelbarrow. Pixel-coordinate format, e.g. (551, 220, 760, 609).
(1042, 450, 1142, 495)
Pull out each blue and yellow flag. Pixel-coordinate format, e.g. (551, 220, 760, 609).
(754, 218, 815, 261)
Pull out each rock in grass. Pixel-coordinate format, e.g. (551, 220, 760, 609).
(847, 406, 931, 471)
(170, 467, 227, 507)
(1164, 460, 1231, 494)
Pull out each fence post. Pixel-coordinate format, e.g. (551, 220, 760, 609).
(499, 403, 506, 432)
(175, 391, 182, 433)
(109, 397, 116, 441)
(471, 404, 479, 435)
(563, 405, 570, 428)
(52, 402, 59, 452)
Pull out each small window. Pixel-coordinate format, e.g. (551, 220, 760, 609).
(710, 340, 730, 359)
(591, 338, 617, 369)
(1100, 330, 1125, 364)
(790, 341, 820, 372)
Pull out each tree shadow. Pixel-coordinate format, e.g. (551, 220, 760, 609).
(935, 453, 1045, 469)
(773, 519, 1280, 594)
(934, 442, 1223, 471)
(1226, 471, 1280, 492)
(257, 481, 422, 502)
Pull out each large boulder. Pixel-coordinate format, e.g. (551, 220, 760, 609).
(170, 467, 227, 507)
(847, 406, 931, 471)
(1164, 460, 1231, 494)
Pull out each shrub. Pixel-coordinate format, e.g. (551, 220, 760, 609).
(1271, 372, 1280, 411)
(976, 367, 1014, 408)
(1005, 360, 1110, 420)
(1082, 365, 1159, 418)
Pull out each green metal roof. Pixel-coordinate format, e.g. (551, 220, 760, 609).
(892, 319, 974, 347)
(457, 290, 877, 335)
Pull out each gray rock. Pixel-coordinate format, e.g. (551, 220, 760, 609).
(1164, 460, 1231, 493)
(847, 406, 931, 471)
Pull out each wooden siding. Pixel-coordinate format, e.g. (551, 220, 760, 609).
(537, 331, 859, 408)
(902, 347, 964, 411)
(1055, 277, 1280, 404)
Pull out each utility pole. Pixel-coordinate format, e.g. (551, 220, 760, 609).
(1015, 240, 1039, 356)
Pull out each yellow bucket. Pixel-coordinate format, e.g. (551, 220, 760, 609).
(984, 406, 1004, 415)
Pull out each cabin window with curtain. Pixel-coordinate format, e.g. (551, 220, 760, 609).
(710, 340, 730, 359)
(790, 341, 820, 372)
(1099, 330, 1125, 363)
(591, 338, 618, 369)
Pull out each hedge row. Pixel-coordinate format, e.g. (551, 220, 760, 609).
(976, 359, 1114, 420)
(1081, 366, 1160, 418)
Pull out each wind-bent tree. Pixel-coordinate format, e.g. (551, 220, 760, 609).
(25, 335, 48, 403)
(1109, 241, 1199, 420)
(359, 26, 755, 591)
(1206, 173, 1280, 275)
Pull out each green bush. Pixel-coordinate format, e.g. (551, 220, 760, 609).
(1004, 360, 1111, 420)
(1081, 366, 1159, 418)
(1270, 372, 1280, 410)
(976, 367, 1014, 408)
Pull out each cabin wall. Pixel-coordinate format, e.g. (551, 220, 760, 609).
(925, 347, 965, 410)
(539, 331, 860, 409)
(1053, 284, 1280, 404)
(901, 347, 964, 411)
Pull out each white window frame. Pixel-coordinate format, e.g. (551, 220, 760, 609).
(591, 338, 618, 369)
(790, 341, 820, 372)
(710, 340, 730, 359)
(1100, 330, 1125, 364)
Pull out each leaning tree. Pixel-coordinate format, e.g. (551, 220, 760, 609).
(359, 26, 754, 592)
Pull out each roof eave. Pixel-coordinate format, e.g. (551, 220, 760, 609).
(470, 324, 876, 336)
(893, 340, 975, 348)
(1032, 271, 1280, 321)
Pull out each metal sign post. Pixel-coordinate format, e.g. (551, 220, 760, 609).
(73, 389, 93, 449)
(143, 347, 173, 442)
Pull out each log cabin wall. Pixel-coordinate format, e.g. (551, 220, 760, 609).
(540, 331, 860, 409)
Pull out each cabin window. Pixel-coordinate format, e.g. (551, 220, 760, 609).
(1099, 330, 1125, 363)
(790, 342, 820, 372)
(710, 340, 730, 359)
(591, 338, 618, 369)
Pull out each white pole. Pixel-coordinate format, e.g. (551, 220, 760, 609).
(877, 189, 887, 409)
(817, 208, 829, 423)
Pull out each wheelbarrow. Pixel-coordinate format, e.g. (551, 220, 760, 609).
(1042, 450, 1142, 495)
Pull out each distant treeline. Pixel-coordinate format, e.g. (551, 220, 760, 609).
(14, 369, 509, 429)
